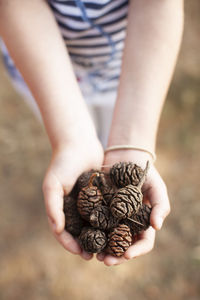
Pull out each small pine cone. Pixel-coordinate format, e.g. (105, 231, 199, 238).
(77, 170, 99, 191)
(97, 172, 118, 204)
(110, 162, 144, 188)
(79, 227, 107, 253)
(63, 195, 84, 236)
(124, 204, 152, 235)
(106, 224, 132, 257)
(110, 185, 143, 220)
(77, 186, 103, 221)
(90, 206, 119, 230)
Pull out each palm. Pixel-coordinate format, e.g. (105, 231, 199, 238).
(96, 150, 170, 266)
(42, 141, 104, 259)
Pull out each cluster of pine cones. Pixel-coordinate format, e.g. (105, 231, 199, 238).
(63, 161, 151, 257)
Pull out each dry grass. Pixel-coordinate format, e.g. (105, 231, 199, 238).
(0, 2, 200, 300)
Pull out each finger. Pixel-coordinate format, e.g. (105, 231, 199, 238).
(55, 231, 82, 255)
(102, 228, 155, 265)
(80, 251, 93, 261)
(48, 217, 81, 255)
(147, 183, 171, 230)
(124, 227, 156, 259)
(103, 255, 127, 266)
(96, 252, 106, 262)
(43, 172, 65, 234)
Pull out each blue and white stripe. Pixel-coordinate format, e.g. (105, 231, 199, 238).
(1, 0, 129, 94)
(49, 0, 129, 92)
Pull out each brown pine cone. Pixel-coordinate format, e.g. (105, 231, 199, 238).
(90, 206, 119, 230)
(110, 162, 144, 188)
(77, 170, 99, 191)
(110, 185, 143, 220)
(63, 195, 84, 236)
(79, 227, 107, 253)
(97, 172, 118, 204)
(106, 224, 132, 257)
(77, 185, 103, 221)
(124, 204, 152, 235)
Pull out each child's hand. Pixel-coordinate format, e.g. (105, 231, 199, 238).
(96, 149, 170, 266)
(42, 136, 104, 260)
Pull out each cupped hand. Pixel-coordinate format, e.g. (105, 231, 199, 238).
(42, 136, 104, 260)
(96, 149, 170, 266)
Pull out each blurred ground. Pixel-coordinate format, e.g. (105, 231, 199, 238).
(0, 2, 200, 300)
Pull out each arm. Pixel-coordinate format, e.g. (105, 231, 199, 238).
(98, 0, 184, 266)
(0, 0, 103, 259)
(0, 0, 96, 149)
(109, 0, 184, 152)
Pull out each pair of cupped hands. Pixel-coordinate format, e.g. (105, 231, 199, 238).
(42, 133, 170, 266)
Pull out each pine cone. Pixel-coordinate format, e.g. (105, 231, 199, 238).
(106, 224, 132, 257)
(79, 227, 107, 253)
(77, 170, 99, 191)
(110, 162, 144, 188)
(97, 172, 118, 204)
(110, 185, 143, 219)
(124, 204, 152, 235)
(90, 206, 118, 230)
(63, 195, 84, 236)
(77, 186, 103, 221)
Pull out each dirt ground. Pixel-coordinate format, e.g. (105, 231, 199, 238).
(0, 2, 200, 300)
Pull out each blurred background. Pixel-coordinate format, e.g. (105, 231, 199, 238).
(0, 1, 199, 300)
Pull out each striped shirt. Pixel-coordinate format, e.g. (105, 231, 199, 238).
(1, 0, 129, 94)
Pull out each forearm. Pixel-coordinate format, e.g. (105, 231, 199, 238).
(0, 0, 96, 149)
(108, 0, 184, 152)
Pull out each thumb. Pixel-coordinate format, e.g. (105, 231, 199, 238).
(149, 184, 171, 230)
(43, 171, 65, 234)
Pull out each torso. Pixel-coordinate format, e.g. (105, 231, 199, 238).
(48, 0, 129, 93)
(0, 0, 129, 94)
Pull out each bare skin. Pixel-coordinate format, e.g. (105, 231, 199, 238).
(96, 0, 184, 266)
(0, 0, 184, 264)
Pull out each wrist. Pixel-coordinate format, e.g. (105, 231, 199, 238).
(51, 126, 100, 153)
(107, 132, 156, 155)
(108, 116, 157, 154)
(108, 94, 161, 153)
(105, 145, 156, 162)
(46, 107, 98, 151)
(104, 149, 155, 169)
